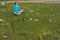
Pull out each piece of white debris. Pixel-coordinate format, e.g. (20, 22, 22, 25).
(1, 24, 4, 25)
(29, 18, 32, 21)
(1, 10, 5, 12)
(35, 19, 39, 21)
(36, 9, 39, 11)
(52, 14, 55, 16)
(1, 2, 5, 5)
(3, 35, 8, 39)
(43, 32, 48, 35)
(36, 12, 40, 14)
(29, 10, 34, 13)
(6, 23, 9, 25)
(25, 14, 28, 16)
(0, 19, 2, 22)
(49, 19, 52, 22)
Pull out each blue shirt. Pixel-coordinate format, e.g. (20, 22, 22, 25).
(14, 5, 21, 14)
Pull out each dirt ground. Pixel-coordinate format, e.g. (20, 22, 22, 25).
(0, 0, 60, 3)
(29, 0, 58, 1)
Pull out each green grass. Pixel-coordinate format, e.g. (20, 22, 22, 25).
(0, 3, 60, 40)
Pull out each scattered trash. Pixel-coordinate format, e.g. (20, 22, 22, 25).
(1, 2, 5, 5)
(29, 10, 35, 13)
(49, 19, 52, 22)
(52, 14, 55, 16)
(43, 32, 48, 35)
(6, 23, 9, 25)
(36, 9, 39, 11)
(1, 24, 4, 25)
(0, 19, 3, 22)
(29, 18, 32, 21)
(25, 14, 28, 16)
(3, 35, 8, 39)
(35, 19, 39, 21)
(36, 12, 40, 14)
(1, 10, 5, 12)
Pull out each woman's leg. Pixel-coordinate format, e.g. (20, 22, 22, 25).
(14, 12, 18, 16)
(18, 10, 24, 15)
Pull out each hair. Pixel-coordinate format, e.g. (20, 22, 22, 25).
(15, 2, 17, 5)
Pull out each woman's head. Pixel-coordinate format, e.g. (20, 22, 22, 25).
(15, 2, 18, 5)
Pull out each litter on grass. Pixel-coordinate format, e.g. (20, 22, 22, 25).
(29, 10, 35, 13)
(49, 19, 52, 22)
(52, 14, 55, 16)
(35, 19, 39, 21)
(29, 18, 32, 21)
(36, 9, 39, 11)
(43, 32, 48, 35)
(25, 14, 28, 16)
(36, 12, 40, 14)
(0, 19, 3, 22)
(1, 10, 5, 12)
(1, 2, 5, 5)
(6, 23, 9, 25)
(1, 24, 4, 25)
(3, 35, 8, 39)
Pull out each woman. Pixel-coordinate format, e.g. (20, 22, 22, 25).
(14, 2, 23, 15)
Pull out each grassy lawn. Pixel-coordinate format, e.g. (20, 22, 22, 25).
(0, 3, 60, 40)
